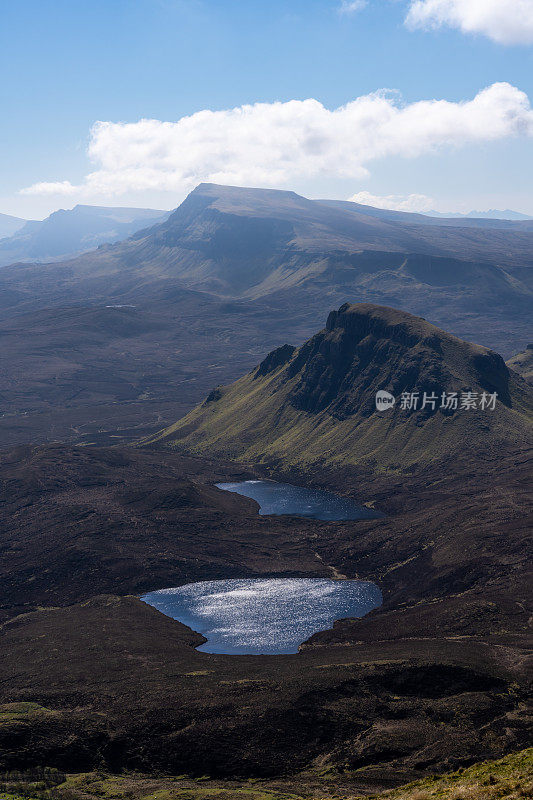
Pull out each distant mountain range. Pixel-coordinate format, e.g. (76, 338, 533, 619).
(1, 183, 530, 347)
(0, 204, 169, 266)
(426, 208, 533, 221)
(321, 198, 533, 230)
(1, 183, 531, 446)
(0, 211, 27, 239)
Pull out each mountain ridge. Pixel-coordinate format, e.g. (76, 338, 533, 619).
(150, 302, 532, 471)
(1, 184, 531, 446)
(0, 211, 27, 239)
(0, 203, 169, 266)
(319, 197, 533, 229)
(0, 183, 530, 356)
(507, 344, 533, 383)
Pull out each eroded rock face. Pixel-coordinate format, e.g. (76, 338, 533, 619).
(472, 350, 511, 404)
(287, 303, 512, 416)
(154, 301, 531, 472)
(255, 344, 296, 378)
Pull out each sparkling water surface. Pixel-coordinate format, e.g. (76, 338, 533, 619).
(215, 480, 384, 521)
(141, 578, 382, 655)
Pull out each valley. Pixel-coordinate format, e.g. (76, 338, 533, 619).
(0, 187, 531, 795)
(4, 0, 533, 793)
(0, 185, 532, 448)
(0, 302, 531, 786)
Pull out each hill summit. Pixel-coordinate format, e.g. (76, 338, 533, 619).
(150, 303, 532, 471)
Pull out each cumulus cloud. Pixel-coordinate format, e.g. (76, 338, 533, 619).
(21, 180, 79, 196)
(338, 1, 368, 14)
(405, 0, 533, 45)
(21, 82, 533, 199)
(349, 191, 435, 212)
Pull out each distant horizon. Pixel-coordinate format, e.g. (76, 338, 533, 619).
(3, 182, 532, 225)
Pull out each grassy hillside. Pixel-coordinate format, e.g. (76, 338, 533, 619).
(149, 303, 532, 472)
(1, 749, 531, 800)
(507, 345, 533, 384)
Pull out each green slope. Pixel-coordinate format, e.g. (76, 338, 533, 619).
(148, 303, 532, 472)
(507, 344, 533, 384)
(1, 749, 531, 800)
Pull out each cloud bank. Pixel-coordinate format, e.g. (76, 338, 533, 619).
(405, 0, 533, 45)
(21, 82, 533, 199)
(349, 191, 435, 212)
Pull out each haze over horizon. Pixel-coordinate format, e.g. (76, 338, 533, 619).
(2, 0, 533, 219)
(4, 189, 533, 227)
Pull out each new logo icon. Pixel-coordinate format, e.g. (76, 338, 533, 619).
(375, 390, 395, 411)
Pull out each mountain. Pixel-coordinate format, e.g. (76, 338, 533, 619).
(1, 309, 530, 779)
(426, 208, 533, 221)
(150, 302, 533, 471)
(0, 184, 531, 351)
(507, 344, 533, 383)
(0, 184, 531, 447)
(0, 204, 169, 266)
(0, 211, 27, 239)
(320, 198, 533, 229)
(121, 184, 533, 293)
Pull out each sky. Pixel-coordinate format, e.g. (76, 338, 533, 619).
(1, 0, 532, 220)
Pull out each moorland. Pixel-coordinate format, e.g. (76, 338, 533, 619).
(0, 186, 531, 797)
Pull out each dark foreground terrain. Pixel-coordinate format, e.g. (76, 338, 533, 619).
(0, 304, 531, 792)
(1, 592, 531, 788)
(1, 749, 531, 800)
(0, 439, 530, 788)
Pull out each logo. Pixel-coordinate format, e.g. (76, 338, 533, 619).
(373, 389, 498, 413)
(375, 390, 396, 411)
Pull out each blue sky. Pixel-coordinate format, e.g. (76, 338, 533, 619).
(1, 0, 532, 219)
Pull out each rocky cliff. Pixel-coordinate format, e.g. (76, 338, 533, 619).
(150, 303, 532, 471)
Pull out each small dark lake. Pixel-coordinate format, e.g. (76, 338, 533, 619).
(215, 479, 383, 521)
(141, 578, 382, 655)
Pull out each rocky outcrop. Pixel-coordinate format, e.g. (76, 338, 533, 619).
(255, 344, 296, 378)
(288, 303, 512, 415)
(153, 303, 531, 470)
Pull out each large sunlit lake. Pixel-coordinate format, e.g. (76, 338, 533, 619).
(141, 578, 382, 655)
(215, 479, 384, 521)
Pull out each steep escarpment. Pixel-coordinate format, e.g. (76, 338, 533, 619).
(150, 303, 532, 470)
(287, 303, 513, 415)
(1, 184, 531, 353)
(143, 305, 532, 622)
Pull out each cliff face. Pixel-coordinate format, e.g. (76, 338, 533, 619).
(149, 303, 532, 471)
(287, 303, 512, 417)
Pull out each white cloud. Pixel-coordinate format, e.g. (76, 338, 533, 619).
(405, 0, 533, 45)
(21, 82, 533, 199)
(338, 1, 367, 15)
(349, 191, 435, 212)
(21, 180, 79, 196)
